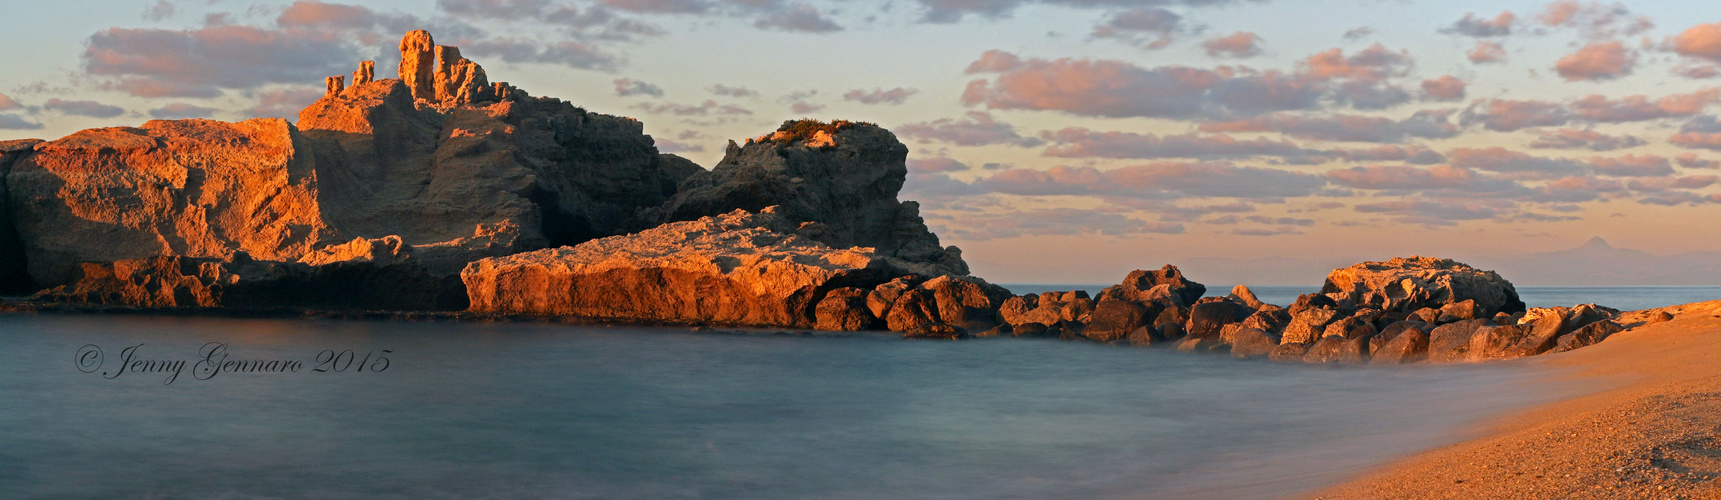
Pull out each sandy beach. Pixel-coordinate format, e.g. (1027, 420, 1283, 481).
(1307, 301, 1721, 499)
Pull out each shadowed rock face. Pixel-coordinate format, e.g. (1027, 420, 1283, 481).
(461, 207, 937, 327)
(0, 140, 41, 294)
(36, 253, 466, 311)
(648, 120, 967, 276)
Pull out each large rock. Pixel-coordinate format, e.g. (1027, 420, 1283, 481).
(1227, 327, 1279, 360)
(1552, 320, 1624, 353)
(815, 287, 875, 331)
(648, 120, 965, 275)
(1320, 256, 1525, 317)
(9, 118, 334, 285)
(1371, 327, 1430, 364)
(1467, 324, 1534, 361)
(1304, 336, 1369, 364)
(0, 139, 41, 294)
(460, 207, 925, 327)
(1098, 265, 1205, 307)
(1084, 298, 1155, 342)
(1426, 319, 1490, 362)
(1186, 300, 1252, 339)
(999, 291, 1093, 327)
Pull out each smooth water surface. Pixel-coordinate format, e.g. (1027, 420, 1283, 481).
(0, 314, 1572, 499)
(1006, 284, 1721, 311)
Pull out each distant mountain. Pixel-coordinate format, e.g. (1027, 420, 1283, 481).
(1474, 237, 1721, 286)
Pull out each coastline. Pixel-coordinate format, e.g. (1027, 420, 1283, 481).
(1304, 301, 1721, 499)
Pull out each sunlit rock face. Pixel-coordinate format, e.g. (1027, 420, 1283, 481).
(1319, 256, 1526, 317)
(648, 120, 969, 277)
(461, 207, 941, 327)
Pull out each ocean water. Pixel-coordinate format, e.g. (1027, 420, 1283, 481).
(0, 314, 1577, 499)
(1005, 284, 1721, 311)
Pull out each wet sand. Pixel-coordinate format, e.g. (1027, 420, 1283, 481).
(1306, 301, 1721, 499)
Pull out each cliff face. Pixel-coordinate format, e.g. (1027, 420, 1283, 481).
(8, 118, 331, 286)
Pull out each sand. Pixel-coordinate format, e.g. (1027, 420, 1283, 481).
(1306, 301, 1721, 500)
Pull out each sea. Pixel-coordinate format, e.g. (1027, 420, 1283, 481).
(0, 286, 1713, 499)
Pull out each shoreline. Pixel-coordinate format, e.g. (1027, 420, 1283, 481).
(1304, 300, 1721, 499)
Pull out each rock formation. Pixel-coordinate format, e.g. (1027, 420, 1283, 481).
(1321, 256, 1525, 317)
(647, 120, 967, 276)
(36, 252, 465, 311)
(461, 207, 937, 327)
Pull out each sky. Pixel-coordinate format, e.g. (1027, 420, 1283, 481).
(3, 0, 1721, 284)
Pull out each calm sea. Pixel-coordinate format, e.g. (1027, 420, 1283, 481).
(0, 313, 1587, 499)
(1004, 284, 1721, 312)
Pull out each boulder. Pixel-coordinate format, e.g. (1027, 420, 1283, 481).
(1227, 284, 1266, 309)
(1371, 328, 1431, 364)
(1426, 319, 1490, 362)
(1157, 321, 1186, 342)
(1320, 256, 1525, 317)
(1084, 298, 1154, 342)
(886, 288, 941, 333)
(815, 287, 875, 331)
(1228, 327, 1279, 360)
(919, 275, 1013, 332)
(1269, 342, 1312, 362)
(999, 290, 1093, 327)
(1370, 321, 1432, 355)
(1322, 314, 1378, 340)
(648, 120, 966, 275)
(866, 275, 924, 318)
(1439, 299, 1478, 321)
(1281, 306, 1341, 344)
(1186, 300, 1252, 339)
(1288, 293, 1338, 315)
(1504, 313, 1566, 357)
(1126, 325, 1162, 346)
(1551, 320, 1624, 353)
(461, 208, 925, 327)
(1239, 308, 1291, 334)
(1098, 265, 1205, 307)
(1304, 335, 1369, 364)
(1467, 324, 1535, 361)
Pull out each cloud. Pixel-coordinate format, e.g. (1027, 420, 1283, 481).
(1468, 40, 1508, 63)
(1625, 175, 1718, 192)
(42, 99, 125, 118)
(632, 99, 753, 116)
(965, 50, 1022, 74)
(244, 87, 323, 118)
(1202, 32, 1263, 58)
(1572, 89, 1720, 122)
(754, 4, 842, 33)
(975, 162, 1329, 200)
(1301, 43, 1411, 82)
(1670, 115, 1721, 150)
(1343, 27, 1375, 40)
(914, 0, 1265, 24)
(654, 138, 704, 153)
(1460, 98, 1571, 131)
(83, 25, 353, 97)
(1554, 40, 1635, 81)
(463, 38, 620, 71)
(932, 208, 1184, 241)
(0, 93, 16, 111)
(279, 0, 382, 30)
(1674, 62, 1720, 80)
(1448, 147, 1587, 177)
(961, 52, 1349, 119)
(1677, 152, 1719, 169)
(613, 78, 664, 97)
(843, 87, 918, 105)
(1587, 154, 1674, 177)
(1325, 164, 1497, 191)
(143, 0, 175, 21)
(1199, 110, 1458, 143)
(0, 114, 44, 130)
(709, 84, 757, 97)
(1529, 128, 1645, 151)
(1327, 145, 1446, 164)
(1443, 11, 1515, 37)
(1092, 8, 1183, 49)
(907, 157, 970, 173)
(1420, 75, 1466, 101)
(1674, 23, 1721, 63)
(1038, 128, 1317, 159)
(147, 102, 217, 119)
(896, 111, 1042, 147)
(1537, 1, 1653, 40)
(587, 0, 708, 14)
(1353, 199, 1501, 226)
(437, 0, 556, 18)
(789, 101, 823, 114)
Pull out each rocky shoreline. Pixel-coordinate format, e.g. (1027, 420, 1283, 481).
(0, 30, 1665, 365)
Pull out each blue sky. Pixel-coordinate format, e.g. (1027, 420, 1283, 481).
(5, 0, 1721, 282)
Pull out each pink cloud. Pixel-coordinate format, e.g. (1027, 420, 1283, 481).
(613, 78, 664, 97)
(1038, 128, 1315, 159)
(1201, 110, 1457, 143)
(1459, 98, 1570, 131)
(1421, 75, 1466, 101)
(1444, 11, 1515, 37)
(1325, 164, 1483, 190)
(1676, 152, 1719, 169)
(83, 25, 352, 97)
(1587, 154, 1674, 177)
(1202, 32, 1263, 58)
(1300, 43, 1411, 83)
(1468, 40, 1508, 64)
(1528, 128, 1644, 151)
(1670, 116, 1721, 151)
(277, 1, 379, 30)
(896, 111, 1041, 147)
(906, 157, 970, 173)
(843, 87, 918, 105)
(244, 87, 323, 119)
(1554, 40, 1635, 81)
(1091, 8, 1183, 50)
(1674, 23, 1721, 62)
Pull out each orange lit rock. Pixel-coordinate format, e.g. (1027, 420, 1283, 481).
(398, 30, 436, 101)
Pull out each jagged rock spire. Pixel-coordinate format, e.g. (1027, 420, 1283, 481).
(398, 30, 436, 100)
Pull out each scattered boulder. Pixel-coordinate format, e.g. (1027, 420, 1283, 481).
(1371, 327, 1431, 364)
(815, 287, 876, 331)
(1426, 319, 1490, 362)
(1552, 320, 1624, 353)
(1186, 300, 1252, 339)
(1269, 342, 1312, 362)
(1000, 291, 1093, 328)
(1239, 308, 1292, 334)
(1084, 299, 1155, 342)
(1227, 284, 1266, 309)
(1467, 324, 1535, 361)
(1281, 306, 1341, 344)
(866, 275, 924, 318)
(1304, 335, 1369, 364)
(1321, 256, 1525, 317)
(1227, 327, 1279, 360)
(1098, 265, 1205, 307)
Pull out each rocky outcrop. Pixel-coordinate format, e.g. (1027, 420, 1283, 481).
(9, 118, 332, 286)
(0, 140, 41, 294)
(460, 207, 931, 327)
(1321, 256, 1525, 317)
(647, 120, 965, 276)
